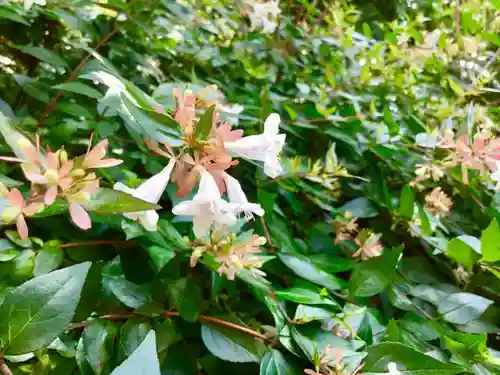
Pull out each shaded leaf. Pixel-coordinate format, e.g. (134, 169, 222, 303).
(111, 330, 161, 375)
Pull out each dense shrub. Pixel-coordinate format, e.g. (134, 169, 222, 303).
(0, 0, 500, 374)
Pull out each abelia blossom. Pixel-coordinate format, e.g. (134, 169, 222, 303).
(353, 231, 383, 260)
(64, 178, 100, 230)
(82, 139, 123, 169)
(172, 168, 237, 238)
(114, 158, 176, 231)
(222, 173, 264, 220)
(1, 189, 43, 239)
(244, 0, 281, 34)
(333, 211, 358, 244)
(424, 187, 453, 218)
(224, 113, 285, 178)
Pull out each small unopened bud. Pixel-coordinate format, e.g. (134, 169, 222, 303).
(2, 207, 19, 223)
(71, 169, 86, 178)
(0, 183, 8, 196)
(254, 236, 267, 246)
(44, 170, 59, 184)
(58, 149, 68, 164)
(71, 191, 91, 203)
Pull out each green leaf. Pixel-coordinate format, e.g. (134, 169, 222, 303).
(0, 262, 91, 355)
(17, 45, 69, 69)
(481, 218, 500, 262)
(437, 293, 493, 324)
(0, 8, 30, 25)
(363, 342, 465, 374)
(398, 185, 414, 218)
(82, 320, 119, 375)
(446, 238, 480, 270)
(195, 105, 215, 141)
(0, 239, 19, 262)
(111, 330, 161, 375)
(349, 248, 402, 297)
(118, 317, 152, 362)
(260, 349, 300, 375)
(34, 246, 64, 276)
(52, 82, 103, 99)
(418, 205, 432, 236)
(279, 253, 346, 290)
(358, 312, 373, 345)
(339, 197, 379, 218)
(86, 188, 161, 214)
(166, 278, 202, 322)
(201, 324, 266, 363)
(275, 287, 339, 308)
(104, 276, 151, 309)
(145, 244, 175, 273)
(293, 305, 333, 323)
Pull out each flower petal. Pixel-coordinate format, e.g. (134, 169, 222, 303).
(192, 215, 213, 239)
(138, 210, 159, 232)
(134, 158, 176, 203)
(44, 186, 58, 205)
(16, 214, 29, 240)
(87, 158, 123, 169)
(6, 189, 24, 209)
(84, 139, 108, 167)
(263, 113, 281, 136)
(69, 203, 92, 230)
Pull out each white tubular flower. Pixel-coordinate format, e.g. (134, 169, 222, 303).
(172, 169, 237, 239)
(114, 158, 176, 231)
(224, 113, 286, 178)
(222, 173, 264, 220)
(23, 0, 46, 10)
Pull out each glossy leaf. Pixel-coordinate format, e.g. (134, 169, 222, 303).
(111, 330, 161, 375)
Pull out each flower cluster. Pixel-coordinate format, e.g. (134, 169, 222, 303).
(304, 345, 345, 375)
(333, 212, 383, 260)
(112, 86, 285, 278)
(243, 0, 281, 34)
(190, 231, 266, 280)
(0, 134, 122, 238)
(424, 187, 453, 218)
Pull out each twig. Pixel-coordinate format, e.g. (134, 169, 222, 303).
(68, 311, 270, 342)
(38, 28, 119, 126)
(259, 216, 277, 249)
(60, 239, 135, 249)
(0, 358, 13, 375)
(455, 0, 461, 38)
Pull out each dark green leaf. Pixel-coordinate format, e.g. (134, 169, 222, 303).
(82, 320, 119, 375)
(279, 253, 346, 291)
(349, 248, 402, 297)
(53, 82, 103, 99)
(0, 262, 91, 355)
(363, 342, 465, 374)
(34, 246, 64, 276)
(118, 317, 152, 362)
(0, 239, 18, 262)
(166, 278, 202, 322)
(201, 323, 266, 363)
(104, 276, 151, 309)
(260, 349, 300, 375)
(17, 45, 69, 69)
(339, 197, 379, 218)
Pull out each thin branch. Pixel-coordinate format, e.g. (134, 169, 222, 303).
(259, 216, 277, 250)
(68, 311, 270, 342)
(60, 240, 135, 249)
(455, 0, 461, 38)
(38, 28, 119, 126)
(0, 358, 13, 375)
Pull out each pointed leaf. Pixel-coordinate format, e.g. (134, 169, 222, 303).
(195, 105, 215, 141)
(111, 331, 161, 375)
(85, 188, 161, 214)
(0, 262, 91, 354)
(481, 218, 500, 262)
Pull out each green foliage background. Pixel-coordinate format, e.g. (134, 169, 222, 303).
(0, 0, 500, 374)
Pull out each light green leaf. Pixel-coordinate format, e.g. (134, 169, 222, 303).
(0, 239, 18, 262)
(339, 197, 379, 218)
(111, 331, 161, 375)
(481, 218, 500, 262)
(279, 253, 346, 291)
(293, 305, 333, 323)
(437, 293, 493, 324)
(0, 262, 91, 355)
(363, 342, 465, 374)
(34, 246, 64, 276)
(85, 188, 161, 214)
(446, 238, 480, 270)
(275, 287, 339, 307)
(52, 82, 103, 99)
(195, 105, 215, 141)
(398, 185, 414, 218)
